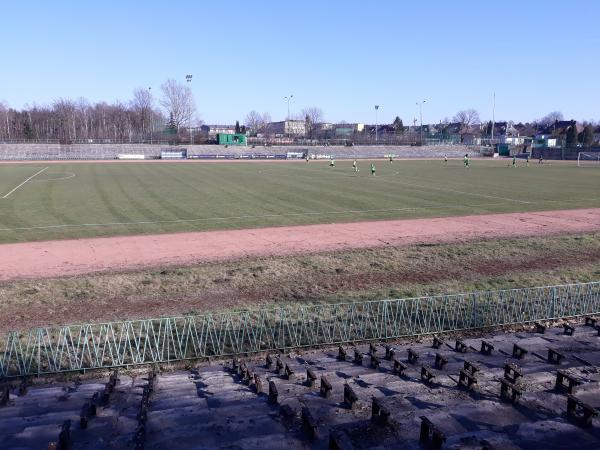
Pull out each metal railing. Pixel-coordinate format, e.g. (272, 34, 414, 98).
(1, 281, 599, 378)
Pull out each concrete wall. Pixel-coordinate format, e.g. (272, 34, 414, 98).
(0, 143, 480, 161)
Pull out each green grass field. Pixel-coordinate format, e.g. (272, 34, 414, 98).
(0, 159, 598, 243)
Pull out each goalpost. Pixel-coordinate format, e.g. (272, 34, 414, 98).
(577, 152, 600, 167)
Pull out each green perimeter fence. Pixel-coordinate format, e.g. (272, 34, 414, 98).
(1, 281, 599, 378)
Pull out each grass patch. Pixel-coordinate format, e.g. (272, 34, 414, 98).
(0, 159, 599, 243)
(1, 233, 599, 332)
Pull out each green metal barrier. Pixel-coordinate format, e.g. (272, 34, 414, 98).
(1, 281, 599, 378)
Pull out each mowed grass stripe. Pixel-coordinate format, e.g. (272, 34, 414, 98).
(412, 161, 598, 200)
(112, 164, 173, 222)
(290, 163, 456, 213)
(300, 163, 496, 212)
(165, 163, 270, 218)
(0, 166, 46, 196)
(246, 162, 446, 222)
(122, 164, 194, 223)
(0, 159, 598, 243)
(91, 163, 139, 225)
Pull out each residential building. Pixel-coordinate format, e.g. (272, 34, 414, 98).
(200, 125, 236, 136)
(514, 123, 537, 137)
(334, 123, 365, 136)
(533, 134, 560, 148)
(265, 120, 307, 136)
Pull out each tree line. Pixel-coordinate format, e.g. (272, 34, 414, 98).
(0, 79, 196, 143)
(1, 89, 596, 146)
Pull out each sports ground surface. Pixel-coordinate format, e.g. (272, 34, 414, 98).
(0, 159, 599, 243)
(0, 158, 599, 332)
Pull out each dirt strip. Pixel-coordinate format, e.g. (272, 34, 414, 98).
(1, 208, 600, 282)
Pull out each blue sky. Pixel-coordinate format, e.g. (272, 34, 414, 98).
(1, 0, 599, 125)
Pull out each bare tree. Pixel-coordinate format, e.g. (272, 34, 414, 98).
(261, 112, 271, 132)
(244, 110, 263, 134)
(300, 107, 324, 138)
(453, 109, 480, 132)
(0, 96, 171, 142)
(159, 79, 196, 130)
(53, 98, 78, 141)
(300, 107, 323, 125)
(0, 101, 9, 139)
(75, 97, 90, 140)
(539, 111, 564, 126)
(132, 88, 154, 139)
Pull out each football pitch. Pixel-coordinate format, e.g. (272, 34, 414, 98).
(0, 159, 598, 244)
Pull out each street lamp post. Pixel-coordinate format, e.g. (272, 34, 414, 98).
(416, 100, 426, 145)
(186, 75, 193, 144)
(374, 105, 380, 144)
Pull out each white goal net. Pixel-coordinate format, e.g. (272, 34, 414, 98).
(577, 152, 600, 166)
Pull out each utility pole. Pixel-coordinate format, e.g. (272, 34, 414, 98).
(375, 105, 379, 144)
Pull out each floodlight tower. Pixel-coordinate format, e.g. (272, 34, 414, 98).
(284, 95, 294, 120)
(375, 105, 380, 143)
(491, 92, 496, 144)
(284, 95, 294, 137)
(148, 86, 153, 144)
(186, 75, 193, 144)
(416, 100, 426, 145)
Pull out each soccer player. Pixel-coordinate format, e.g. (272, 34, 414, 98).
(526, 154, 530, 167)
(305, 153, 310, 163)
(330, 158, 335, 167)
(389, 155, 393, 164)
(539, 154, 543, 164)
(371, 163, 376, 176)
(464, 153, 469, 168)
(352, 159, 358, 172)
(444, 154, 448, 165)
(512, 155, 517, 168)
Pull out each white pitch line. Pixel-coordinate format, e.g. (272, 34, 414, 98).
(375, 175, 531, 204)
(2, 167, 49, 199)
(0, 201, 511, 232)
(297, 165, 531, 204)
(32, 172, 77, 182)
(401, 179, 531, 204)
(0, 196, 599, 233)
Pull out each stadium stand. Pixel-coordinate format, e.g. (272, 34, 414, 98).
(0, 144, 479, 161)
(1, 320, 599, 449)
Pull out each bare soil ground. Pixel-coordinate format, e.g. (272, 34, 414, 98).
(1, 232, 599, 332)
(1, 208, 599, 283)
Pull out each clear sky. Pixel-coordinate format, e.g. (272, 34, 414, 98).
(1, 0, 599, 125)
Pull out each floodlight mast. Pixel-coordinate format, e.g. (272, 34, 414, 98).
(375, 105, 380, 143)
(186, 75, 193, 144)
(284, 95, 294, 120)
(416, 101, 426, 144)
(148, 87, 153, 144)
(491, 92, 495, 144)
(284, 95, 294, 137)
